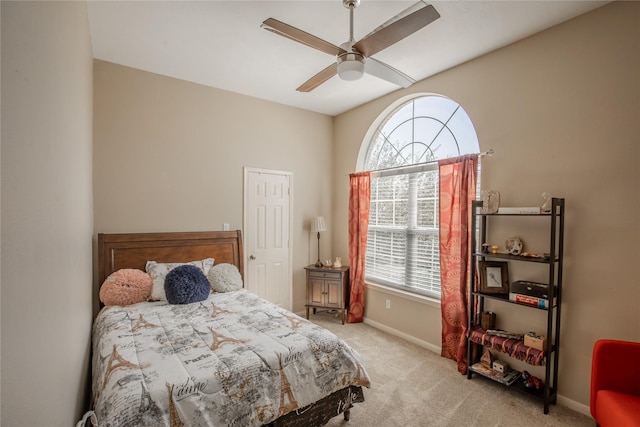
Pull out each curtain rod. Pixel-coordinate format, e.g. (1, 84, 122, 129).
(349, 149, 495, 177)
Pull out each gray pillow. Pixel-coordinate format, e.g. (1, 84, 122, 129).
(145, 258, 214, 301)
(207, 263, 243, 292)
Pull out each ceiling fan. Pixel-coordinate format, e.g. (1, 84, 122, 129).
(261, 0, 440, 92)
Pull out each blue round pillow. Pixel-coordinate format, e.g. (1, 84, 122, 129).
(164, 264, 210, 304)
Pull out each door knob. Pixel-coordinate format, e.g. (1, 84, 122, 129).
(249, 255, 256, 260)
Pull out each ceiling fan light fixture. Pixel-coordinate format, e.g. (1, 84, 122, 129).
(337, 52, 365, 81)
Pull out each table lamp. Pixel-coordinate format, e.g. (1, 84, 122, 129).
(311, 216, 326, 267)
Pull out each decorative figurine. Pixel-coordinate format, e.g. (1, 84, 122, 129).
(541, 192, 552, 214)
(333, 257, 342, 268)
(505, 237, 524, 255)
(481, 190, 500, 214)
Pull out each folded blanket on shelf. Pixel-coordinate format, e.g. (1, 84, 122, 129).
(469, 328, 546, 366)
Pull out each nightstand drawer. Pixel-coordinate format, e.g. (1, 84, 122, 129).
(308, 270, 342, 280)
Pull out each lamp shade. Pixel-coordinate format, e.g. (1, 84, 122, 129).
(311, 216, 326, 233)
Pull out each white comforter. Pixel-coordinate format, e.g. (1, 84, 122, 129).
(92, 290, 370, 426)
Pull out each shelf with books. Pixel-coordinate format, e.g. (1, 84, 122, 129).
(468, 363, 557, 402)
(466, 197, 564, 415)
(471, 292, 557, 310)
(469, 363, 521, 386)
(509, 293, 557, 309)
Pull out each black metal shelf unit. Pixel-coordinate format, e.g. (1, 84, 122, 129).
(466, 198, 565, 414)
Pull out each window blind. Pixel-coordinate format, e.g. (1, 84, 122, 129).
(366, 169, 441, 298)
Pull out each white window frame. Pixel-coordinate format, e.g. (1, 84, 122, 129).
(358, 95, 480, 300)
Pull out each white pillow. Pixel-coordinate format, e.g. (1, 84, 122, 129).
(146, 258, 214, 301)
(207, 263, 243, 293)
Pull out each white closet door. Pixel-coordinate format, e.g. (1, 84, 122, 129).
(243, 167, 292, 310)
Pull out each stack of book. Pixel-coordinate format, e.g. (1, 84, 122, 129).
(470, 362, 521, 386)
(509, 280, 557, 308)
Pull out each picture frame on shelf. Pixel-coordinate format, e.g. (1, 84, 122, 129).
(479, 260, 509, 294)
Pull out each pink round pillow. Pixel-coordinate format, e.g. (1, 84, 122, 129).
(100, 269, 153, 306)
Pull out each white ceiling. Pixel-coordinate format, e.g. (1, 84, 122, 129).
(87, 1, 609, 116)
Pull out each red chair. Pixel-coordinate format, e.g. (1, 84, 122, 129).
(590, 339, 640, 426)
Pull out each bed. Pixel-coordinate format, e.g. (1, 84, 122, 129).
(93, 230, 370, 427)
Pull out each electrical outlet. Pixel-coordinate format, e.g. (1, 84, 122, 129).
(223, 223, 230, 231)
(385, 299, 391, 309)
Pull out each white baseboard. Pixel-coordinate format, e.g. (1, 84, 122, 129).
(363, 317, 442, 355)
(300, 310, 591, 418)
(361, 316, 592, 418)
(556, 396, 591, 417)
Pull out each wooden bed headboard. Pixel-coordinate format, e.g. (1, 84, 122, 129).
(97, 230, 244, 293)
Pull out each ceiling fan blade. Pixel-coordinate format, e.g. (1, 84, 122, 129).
(353, 2, 440, 57)
(262, 18, 345, 57)
(296, 63, 338, 92)
(365, 57, 415, 88)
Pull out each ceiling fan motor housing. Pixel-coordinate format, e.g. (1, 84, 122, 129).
(337, 51, 365, 80)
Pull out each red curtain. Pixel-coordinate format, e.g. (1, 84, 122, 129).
(438, 154, 478, 374)
(347, 172, 370, 323)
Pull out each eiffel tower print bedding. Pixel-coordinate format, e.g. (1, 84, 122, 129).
(92, 289, 371, 426)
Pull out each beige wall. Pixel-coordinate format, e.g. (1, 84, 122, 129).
(1, 1, 94, 425)
(93, 60, 335, 312)
(332, 1, 639, 412)
(1, 3, 3, 421)
(92, 1, 639, 414)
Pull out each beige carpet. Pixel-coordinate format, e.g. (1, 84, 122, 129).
(309, 311, 593, 427)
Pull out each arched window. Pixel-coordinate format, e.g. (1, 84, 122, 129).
(360, 95, 480, 298)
